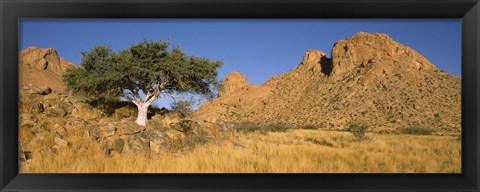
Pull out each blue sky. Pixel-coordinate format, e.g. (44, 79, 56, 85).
(19, 19, 461, 108)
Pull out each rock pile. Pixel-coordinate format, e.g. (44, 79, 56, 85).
(19, 84, 225, 162)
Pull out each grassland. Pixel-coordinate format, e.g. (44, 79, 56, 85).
(20, 128, 461, 173)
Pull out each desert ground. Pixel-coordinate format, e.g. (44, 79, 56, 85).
(21, 126, 460, 173)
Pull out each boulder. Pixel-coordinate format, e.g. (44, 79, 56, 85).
(114, 106, 135, 119)
(19, 114, 37, 128)
(299, 49, 330, 75)
(53, 137, 69, 149)
(87, 125, 116, 139)
(115, 120, 146, 136)
(104, 137, 126, 155)
(127, 132, 150, 153)
(45, 107, 67, 117)
(149, 129, 168, 154)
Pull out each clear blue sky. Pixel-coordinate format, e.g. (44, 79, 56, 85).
(19, 19, 461, 108)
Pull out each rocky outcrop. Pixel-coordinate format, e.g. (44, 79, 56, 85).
(19, 46, 75, 75)
(18, 84, 232, 163)
(330, 32, 437, 76)
(193, 32, 461, 134)
(297, 49, 332, 75)
(218, 71, 255, 97)
(19, 46, 76, 92)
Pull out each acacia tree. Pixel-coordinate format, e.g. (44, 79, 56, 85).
(63, 40, 222, 126)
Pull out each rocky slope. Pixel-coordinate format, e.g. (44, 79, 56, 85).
(18, 47, 232, 168)
(193, 32, 461, 134)
(19, 84, 228, 164)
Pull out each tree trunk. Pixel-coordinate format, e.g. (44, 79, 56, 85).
(135, 103, 149, 127)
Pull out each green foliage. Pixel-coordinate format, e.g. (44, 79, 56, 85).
(348, 122, 369, 140)
(63, 39, 222, 106)
(170, 100, 194, 118)
(398, 126, 437, 135)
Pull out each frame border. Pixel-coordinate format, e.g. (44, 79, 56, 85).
(1, 0, 479, 191)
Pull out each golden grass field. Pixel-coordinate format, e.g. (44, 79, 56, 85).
(20, 129, 461, 173)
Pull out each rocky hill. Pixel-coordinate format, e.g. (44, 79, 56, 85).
(19, 46, 76, 92)
(193, 32, 461, 134)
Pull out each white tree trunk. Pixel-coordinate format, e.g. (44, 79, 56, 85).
(132, 94, 158, 127)
(135, 103, 149, 127)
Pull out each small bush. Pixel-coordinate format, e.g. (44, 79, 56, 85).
(263, 123, 290, 133)
(399, 126, 437, 135)
(348, 122, 369, 140)
(300, 123, 324, 130)
(194, 129, 209, 145)
(170, 100, 193, 117)
(233, 122, 290, 133)
(232, 122, 262, 133)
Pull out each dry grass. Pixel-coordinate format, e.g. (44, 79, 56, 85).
(21, 129, 461, 173)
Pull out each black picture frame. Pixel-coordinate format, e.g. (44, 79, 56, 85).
(1, 0, 479, 191)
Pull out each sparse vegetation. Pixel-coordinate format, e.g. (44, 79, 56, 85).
(263, 123, 290, 133)
(300, 123, 324, 130)
(399, 126, 437, 135)
(232, 122, 261, 133)
(170, 100, 194, 118)
(348, 122, 369, 140)
(21, 129, 461, 173)
(233, 122, 290, 134)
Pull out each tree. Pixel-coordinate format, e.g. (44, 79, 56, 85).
(63, 40, 222, 126)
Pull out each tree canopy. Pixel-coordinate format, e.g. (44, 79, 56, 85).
(63, 40, 222, 126)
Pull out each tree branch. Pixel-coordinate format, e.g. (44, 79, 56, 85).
(146, 95, 158, 106)
(158, 93, 181, 103)
(145, 92, 153, 103)
(153, 81, 168, 97)
(132, 97, 141, 107)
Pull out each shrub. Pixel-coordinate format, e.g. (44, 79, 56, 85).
(348, 122, 369, 140)
(232, 122, 261, 133)
(301, 123, 324, 130)
(263, 123, 290, 133)
(233, 122, 290, 133)
(170, 100, 194, 117)
(195, 129, 209, 144)
(398, 126, 437, 135)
